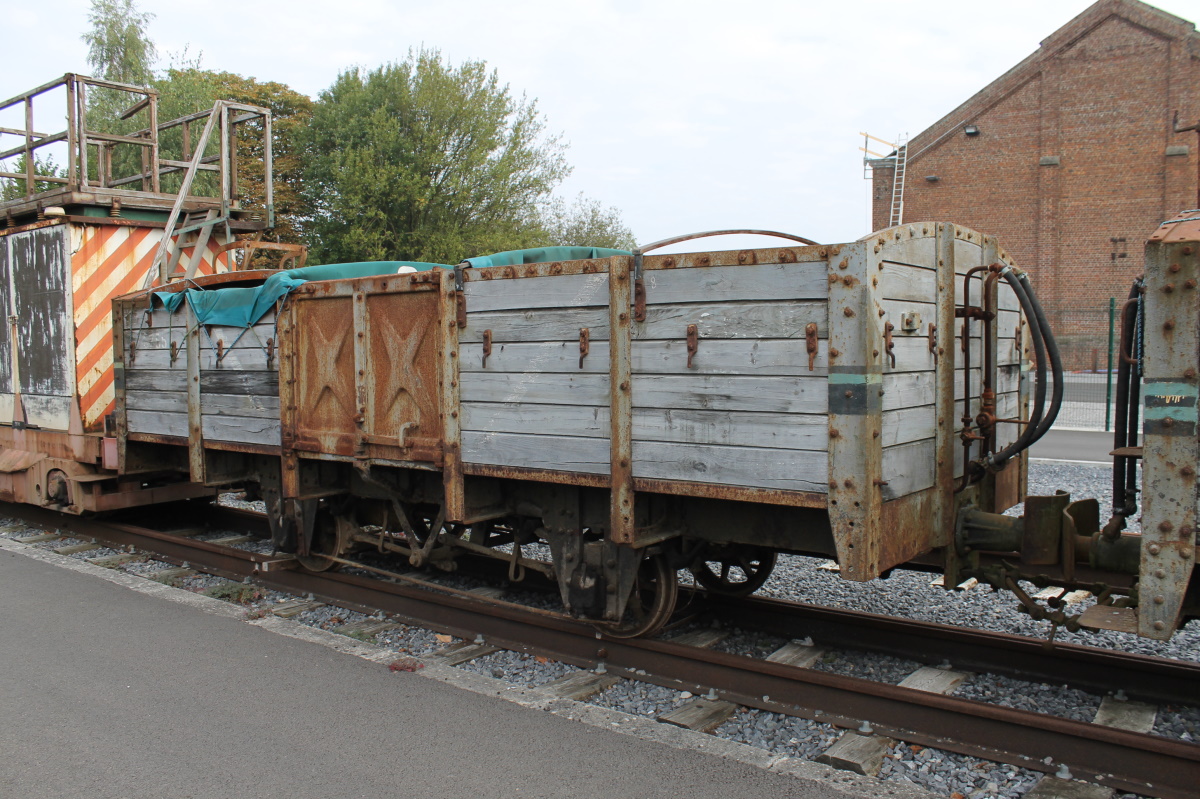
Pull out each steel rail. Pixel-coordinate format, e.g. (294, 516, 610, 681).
(708, 595, 1200, 706)
(11, 503, 1200, 799)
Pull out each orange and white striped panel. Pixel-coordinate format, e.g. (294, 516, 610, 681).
(70, 223, 230, 430)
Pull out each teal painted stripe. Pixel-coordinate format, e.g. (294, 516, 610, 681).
(1144, 405, 1199, 422)
(828, 372, 882, 385)
(1145, 381, 1199, 398)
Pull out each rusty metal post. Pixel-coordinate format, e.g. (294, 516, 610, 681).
(440, 267, 464, 521)
(278, 301, 301, 501)
(352, 289, 372, 456)
(826, 242, 883, 579)
(609, 256, 635, 544)
(186, 303, 206, 484)
(1138, 226, 1199, 639)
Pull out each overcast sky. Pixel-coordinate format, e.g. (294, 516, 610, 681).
(2, 0, 1196, 253)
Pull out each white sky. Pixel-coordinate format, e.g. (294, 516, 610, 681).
(2, 0, 1196, 253)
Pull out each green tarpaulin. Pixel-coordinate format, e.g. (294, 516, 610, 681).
(152, 247, 632, 329)
(463, 246, 631, 269)
(152, 261, 447, 327)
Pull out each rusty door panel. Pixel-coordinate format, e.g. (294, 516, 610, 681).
(287, 283, 443, 466)
(364, 290, 442, 464)
(292, 295, 357, 455)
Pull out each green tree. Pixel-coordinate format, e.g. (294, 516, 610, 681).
(82, 0, 156, 86)
(153, 67, 315, 248)
(538, 193, 637, 250)
(0, 154, 65, 201)
(298, 50, 572, 264)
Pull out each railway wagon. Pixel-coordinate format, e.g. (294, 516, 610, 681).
(0, 74, 283, 512)
(116, 226, 1048, 637)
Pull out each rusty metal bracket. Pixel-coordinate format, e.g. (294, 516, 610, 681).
(215, 338, 225, 364)
(883, 322, 896, 368)
(454, 262, 468, 328)
(482, 329, 492, 368)
(686, 324, 699, 368)
(632, 250, 647, 323)
(169, 339, 179, 366)
(805, 322, 819, 371)
(265, 336, 275, 370)
(579, 327, 589, 368)
(1014, 318, 1023, 357)
(961, 322, 969, 353)
(129, 338, 137, 364)
(928, 323, 938, 364)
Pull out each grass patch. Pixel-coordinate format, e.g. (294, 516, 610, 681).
(203, 581, 263, 604)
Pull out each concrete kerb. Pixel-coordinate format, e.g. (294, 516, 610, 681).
(0, 535, 934, 799)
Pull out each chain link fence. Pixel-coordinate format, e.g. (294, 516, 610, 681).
(1040, 300, 1136, 432)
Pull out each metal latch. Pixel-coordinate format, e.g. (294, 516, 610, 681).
(579, 327, 589, 368)
(927, 323, 937, 365)
(686, 324, 699, 368)
(805, 322, 819, 371)
(633, 251, 646, 322)
(883, 322, 896, 368)
(482, 329, 492, 368)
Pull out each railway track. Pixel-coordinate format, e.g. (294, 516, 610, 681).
(6, 501, 1199, 799)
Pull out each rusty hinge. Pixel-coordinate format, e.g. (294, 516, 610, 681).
(482, 329, 492, 368)
(579, 327, 589, 368)
(805, 322, 819, 371)
(928, 323, 937, 365)
(686, 323, 699, 369)
(883, 322, 896, 368)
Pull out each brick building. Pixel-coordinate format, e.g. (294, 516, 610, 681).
(869, 0, 1199, 353)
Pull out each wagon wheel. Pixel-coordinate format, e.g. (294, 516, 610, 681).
(297, 513, 355, 572)
(602, 552, 678, 639)
(692, 545, 776, 597)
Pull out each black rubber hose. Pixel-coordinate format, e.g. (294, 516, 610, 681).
(1122, 292, 1142, 516)
(1111, 292, 1136, 516)
(1019, 270, 1064, 446)
(989, 269, 1048, 467)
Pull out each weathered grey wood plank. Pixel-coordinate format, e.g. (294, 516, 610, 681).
(461, 402, 830, 451)
(126, 369, 187, 392)
(201, 414, 280, 443)
(460, 372, 828, 414)
(462, 430, 609, 473)
(198, 392, 280, 419)
(461, 301, 829, 344)
(540, 672, 620, 701)
(465, 272, 610, 312)
(126, 390, 187, 413)
(881, 437, 936, 500)
(460, 372, 609, 406)
(882, 370, 983, 411)
(641, 262, 829, 305)
(881, 405, 936, 448)
(879, 261, 936, 302)
(462, 431, 830, 491)
(199, 370, 278, 396)
(634, 440, 828, 492)
(127, 408, 189, 437)
(634, 375, 827, 414)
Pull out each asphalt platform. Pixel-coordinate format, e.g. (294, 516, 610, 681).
(0, 542, 927, 799)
